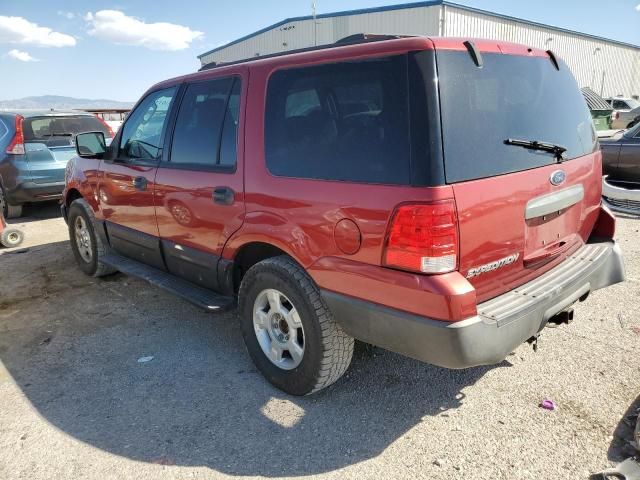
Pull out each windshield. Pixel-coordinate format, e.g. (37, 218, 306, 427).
(437, 51, 597, 183)
(24, 116, 111, 145)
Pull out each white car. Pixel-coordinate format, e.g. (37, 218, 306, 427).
(606, 97, 640, 129)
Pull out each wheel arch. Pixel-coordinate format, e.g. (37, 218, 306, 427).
(65, 187, 83, 206)
(227, 238, 308, 294)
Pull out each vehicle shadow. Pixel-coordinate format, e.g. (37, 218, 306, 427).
(6, 201, 61, 224)
(0, 239, 508, 476)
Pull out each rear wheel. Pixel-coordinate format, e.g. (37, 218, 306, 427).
(0, 187, 22, 219)
(67, 199, 116, 277)
(0, 228, 24, 248)
(238, 256, 354, 395)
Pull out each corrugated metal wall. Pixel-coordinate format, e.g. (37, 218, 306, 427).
(444, 6, 640, 98)
(198, 5, 441, 66)
(199, 4, 640, 98)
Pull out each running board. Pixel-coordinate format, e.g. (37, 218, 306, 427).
(100, 253, 235, 312)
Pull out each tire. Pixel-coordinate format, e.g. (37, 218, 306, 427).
(67, 198, 116, 277)
(0, 187, 22, 219)
(0, 228, 24, 248)
(238, 255, 354, 395)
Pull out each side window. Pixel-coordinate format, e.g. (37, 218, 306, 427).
(612, 100, 629, 110)
(0, 118, 9, 148)
(170, 76, 240, 168)
(264, 55, 411, 184)
(119, 87, 176, 160)
(219, 80, 241, 167)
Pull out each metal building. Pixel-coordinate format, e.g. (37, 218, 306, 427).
(198, 0, 640, 98)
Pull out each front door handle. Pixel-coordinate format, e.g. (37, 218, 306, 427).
(133, 176, 148, 191)
(213, 186, 235, 205)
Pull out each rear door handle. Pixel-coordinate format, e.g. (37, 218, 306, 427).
(213, 186, 235, 205)
(133, 176, 148, 191)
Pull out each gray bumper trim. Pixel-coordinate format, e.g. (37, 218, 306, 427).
(322, 240, 624, 369)
(602, 176, 640, 215)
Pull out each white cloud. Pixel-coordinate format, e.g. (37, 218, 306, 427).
(6, 49, 38, 62)
(85, 10, 203, 51)
(57, 11, 76, 20)
(0, 16, 76, 47)
(636, 3, 640, 11)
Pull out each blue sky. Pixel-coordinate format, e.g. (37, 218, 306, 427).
(1, 0, 639, 102)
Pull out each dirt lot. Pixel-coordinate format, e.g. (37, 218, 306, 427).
(0, 203, 638, 480)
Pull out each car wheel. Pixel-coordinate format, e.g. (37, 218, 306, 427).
(0, 187, 22, 219)
(238, 255, 354, 395)
(0, 228, 24, 248)
(627, 118, 639, 129)
(67, 198, 116, 277)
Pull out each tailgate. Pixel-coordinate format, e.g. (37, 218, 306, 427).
(453, 153, 602, 302)
(25, 143, 76, 184)
(435, 43, 602, 302)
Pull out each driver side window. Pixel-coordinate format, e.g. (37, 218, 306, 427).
(119, 87, 176, 160)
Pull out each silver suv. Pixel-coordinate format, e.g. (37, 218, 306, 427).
(606, 97, 640, 129)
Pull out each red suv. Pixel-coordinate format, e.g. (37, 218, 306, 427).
(63, 36, 625, 395)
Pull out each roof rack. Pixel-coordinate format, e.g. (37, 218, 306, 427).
(198, 33, 413, 71)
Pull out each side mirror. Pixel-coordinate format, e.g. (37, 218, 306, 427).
(75, 131, 107, 159)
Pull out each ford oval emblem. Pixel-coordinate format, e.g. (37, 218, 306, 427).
(550, 170, 566, 186)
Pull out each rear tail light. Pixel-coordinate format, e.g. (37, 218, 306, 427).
(383, 201, 459, 274)
(613, 111, 619, 120)
(94, 114, 115, 137)
(5, 115, 25, 155)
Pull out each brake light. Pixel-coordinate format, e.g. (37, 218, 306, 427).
(94, 114, 115, 137)
(6, 115, 25, 155)
(383, 201, 459, 274)
(613, 111, 619, 120)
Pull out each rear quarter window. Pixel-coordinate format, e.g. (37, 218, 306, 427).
(0, 118, 9, 149)
(264, 55, 411, 184)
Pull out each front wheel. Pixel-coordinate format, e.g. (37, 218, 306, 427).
(238, 256, 354, 395)
(67, 199, 116, 277)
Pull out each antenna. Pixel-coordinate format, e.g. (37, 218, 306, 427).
(312, 2, 317, 46)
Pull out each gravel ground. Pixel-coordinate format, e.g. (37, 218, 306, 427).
(0, 203, 638, 480)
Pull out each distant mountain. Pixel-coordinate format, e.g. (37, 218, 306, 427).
(0, 95, 134, 110)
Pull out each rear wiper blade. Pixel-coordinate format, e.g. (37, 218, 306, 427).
(504, 138, 567, 162)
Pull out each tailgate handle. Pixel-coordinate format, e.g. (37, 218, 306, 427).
(525, 185, 584, 220)
(524, 241, 569, 268)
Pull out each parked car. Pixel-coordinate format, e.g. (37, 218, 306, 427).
(0, 110, 114, 218)
(82, 109, 129, 133)
(601, 122, 640, 213)
(63, 36, 624, 395)
(606, 96, 640, 130)
(581, 87, 613, 131)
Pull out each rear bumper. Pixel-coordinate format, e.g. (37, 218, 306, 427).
(5, 180, 65, 204)
(323, 240, 624, 369)
(602, 176, 640, 215)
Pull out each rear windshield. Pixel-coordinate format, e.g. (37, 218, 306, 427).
(24, 116, 111, 144)
(626, 98, 640, 109)
(437, 51, 597, 183)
